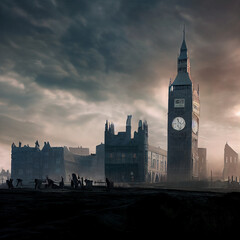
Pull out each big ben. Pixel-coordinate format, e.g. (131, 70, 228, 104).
(167, 28, 200, 182)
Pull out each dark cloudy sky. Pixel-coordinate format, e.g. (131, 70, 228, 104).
(1, 0, 240, 173)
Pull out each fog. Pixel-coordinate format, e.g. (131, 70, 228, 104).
(1, 0, 240, 178)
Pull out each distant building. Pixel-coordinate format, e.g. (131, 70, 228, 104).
(198, 148, 207, 180)
(148, 145, 167, 182)
(11, 141, 105, 184)
(0, 169, 10, 184)
(223, 143, 239, 180)
(105, 115, 167, 183)
(96, 143, 105, 179)
(11, 141, 65, 183)
(69, 146, 89, 156)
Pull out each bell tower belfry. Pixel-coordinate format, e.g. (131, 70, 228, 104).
(167, 27, 200, 182)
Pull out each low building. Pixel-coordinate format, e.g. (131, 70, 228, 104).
(68, 146, 89, 156)
(147, 145, 167, 182)
(96, 143, 105, 179)
(222, 143, 239, 180)
(0, 169, 11, 184)
(198, 148, 207, 180)
(11, 141, 67, 184)
(11, 141, 105, 185)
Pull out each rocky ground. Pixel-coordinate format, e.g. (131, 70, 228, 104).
(0, 185, 240, 239)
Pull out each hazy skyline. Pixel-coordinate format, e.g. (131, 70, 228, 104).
(1, 0, 240, 174)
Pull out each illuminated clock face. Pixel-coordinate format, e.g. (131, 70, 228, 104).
(172, 117, 186, 131)
(192, 119, 198, 134)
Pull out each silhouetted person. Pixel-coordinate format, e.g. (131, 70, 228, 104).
(59, 176, 64, 188)
(35, 179, 42, 189)
(16, 178, 23, 187)
(72, 173, 78, 188)
(84, 179, 93, 189)
(81, 177, 84, 189)
(77, 175, 82, 188)
(34, 179, 38, 189)
(106, 178, 112, 191)
(46, 177, 54, 188)
(6, 179, 14, 189)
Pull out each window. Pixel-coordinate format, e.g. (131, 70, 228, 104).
(56, 158, 61, 164)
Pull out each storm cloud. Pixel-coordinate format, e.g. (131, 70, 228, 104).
(0, 0, 240, 173)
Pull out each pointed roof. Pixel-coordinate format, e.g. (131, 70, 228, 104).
(178, 26, 187, 60)
(126, 115, 132, 127)
(180, 39, 187, 51)
(225, 143, 238, 156)
(172, 72, 192, 86)
(42, 141, 51, 151)
(172, 26, 191, 86)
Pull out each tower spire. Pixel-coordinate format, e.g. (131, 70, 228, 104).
(183, 24, 185, 41)
(172, 27, 191, 85)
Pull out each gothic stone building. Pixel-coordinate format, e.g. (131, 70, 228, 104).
(11, 141, 65, 184)
(105, 115, 167, 183)
(11, 141, 105, 184)
(223, 143, 239, 180)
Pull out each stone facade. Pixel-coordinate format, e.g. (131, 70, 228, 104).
(96, 143, 105, 179)
(223, 143, 239, 180)
(147, 145, 167, 182)
(11, 141, 65, 184)
(69, 146, 89, 156)
(0, 169, 11, 184)
(105, 115, 167, 183)
(11, 141, 105, 185)
(198, 148, 207, 180)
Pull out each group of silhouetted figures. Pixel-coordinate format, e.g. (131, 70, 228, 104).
(34, 176, 64, 189)
(6, 177, 63, 190)
(6, 178, 23, 189)
(6, 174, 114, 191)
(70, 173, 95, 189)
(69, 173, 114, 190)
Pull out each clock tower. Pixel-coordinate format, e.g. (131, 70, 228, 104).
(167, 28, 200, 182)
